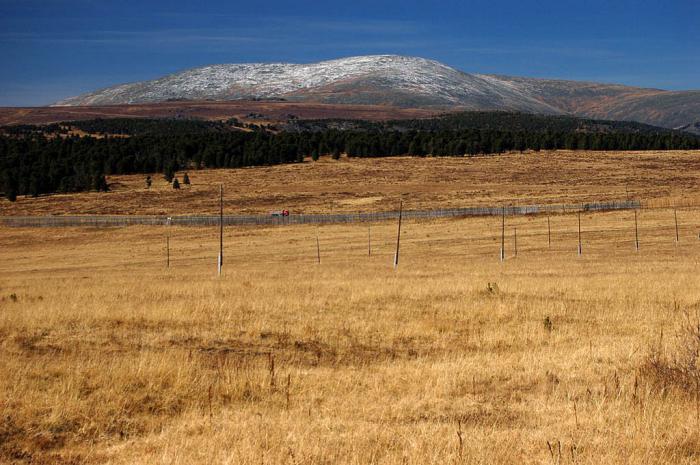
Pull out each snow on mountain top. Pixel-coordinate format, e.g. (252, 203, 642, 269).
(56, 55, 467, 105)
(52, 55, 558, 114)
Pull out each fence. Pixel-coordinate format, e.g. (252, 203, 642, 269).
(0, 200, 641, 228)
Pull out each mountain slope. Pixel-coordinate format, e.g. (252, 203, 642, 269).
(54, 55, 700, 130)
(52, 56, 562, 113)
(483, 75, 700, 131)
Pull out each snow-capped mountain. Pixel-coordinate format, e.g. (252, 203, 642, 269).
(53, 55, 558, 112)
(54, 55, 700, 130)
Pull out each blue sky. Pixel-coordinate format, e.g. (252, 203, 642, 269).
(1, 0, 698, 106)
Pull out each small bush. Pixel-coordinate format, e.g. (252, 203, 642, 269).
(641, 310, 700, 394)
(543, 316, 553, 332)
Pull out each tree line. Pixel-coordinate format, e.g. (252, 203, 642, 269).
(2, 116, 699, 200)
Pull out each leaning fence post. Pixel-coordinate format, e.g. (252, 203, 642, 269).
(393, 199, 403, 269)
(634, 209, 640, 251)
(316, 229, 321, 264)
(674, 209, 679, 243)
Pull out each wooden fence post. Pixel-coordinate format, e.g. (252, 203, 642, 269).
(316, 229, 321, 264)
(577, 212, 582, 256)
(166, 216, 171, 268)
(368, 223, 371, 257)
(674, 209, 679, 243)
(394, 199, 403, 269)
(218, 185, 223, 276)
(634, 209, 639, 251)
(500, 206, 505, 262)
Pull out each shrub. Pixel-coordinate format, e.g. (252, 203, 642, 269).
(543, 316, 553, 332)
(641, 309, 700, 394)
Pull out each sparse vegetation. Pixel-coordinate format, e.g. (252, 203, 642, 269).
(2, 150, 700, 463)
(641, 309, 700, 394)
(2, 150, 700, 216)
(543, 315, 553, 332)
(2, 115, 699, 200)
(2, 207, 700, 464)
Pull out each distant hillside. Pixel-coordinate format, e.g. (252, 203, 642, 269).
(289, 111, 683, 135)
(0, 101, 440, 127)
(4, 111, 685, 137)
(52, 55, 700, 131)
(676, 121, 700, 136)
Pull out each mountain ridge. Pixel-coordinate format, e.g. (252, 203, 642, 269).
(53, 55, 700, 131)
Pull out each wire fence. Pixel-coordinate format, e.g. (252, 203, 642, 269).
(0, 200, 642, 228)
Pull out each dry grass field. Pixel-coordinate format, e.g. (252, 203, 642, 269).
(3, 205, 700, 464)
(2, 150, 700, 216)
(0, 101, 441, 126)
(3, 152, 700, 464)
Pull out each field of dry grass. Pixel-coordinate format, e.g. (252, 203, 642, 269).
(2, 150, 700, 216)
(3, 202, 700, 463)
(0, 101, 442, 126)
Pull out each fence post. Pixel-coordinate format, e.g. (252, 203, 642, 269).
(368, 223, 371, 257)
(165, 216, 172, 268)
(500, 206, 505, 262)
(394, 199, 403, 269)
(634, 209, 639, 251)
(577, 212, 582, 256)
(674, 209, 679, 243)
(316, 229, 321, 264)
(547, 214, 551, 248)
(218, 185, 223, 276)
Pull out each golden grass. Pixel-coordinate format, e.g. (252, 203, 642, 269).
(2, 150, 700, 216)
(3, 205, 700, 463)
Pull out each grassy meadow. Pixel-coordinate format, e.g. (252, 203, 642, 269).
(2, 203, 700, 464)
(3, 150, 700, 216)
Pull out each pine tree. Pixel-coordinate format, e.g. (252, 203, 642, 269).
(164, 165, 175, 183)
(172, 178, 180, 189)
(183, 172, 190, 185)
(331, 148, 341, 160)
(4, 171, 18, 201)
(93, 174, 109, 192)
(311, 149, 319, 161)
